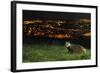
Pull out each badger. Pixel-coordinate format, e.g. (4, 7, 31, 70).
(65, 42, 86, 54)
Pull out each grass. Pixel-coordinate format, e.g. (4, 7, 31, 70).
(22, 44, 91, 63)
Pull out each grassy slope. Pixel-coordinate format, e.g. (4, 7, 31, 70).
(23, 44, 91, 63)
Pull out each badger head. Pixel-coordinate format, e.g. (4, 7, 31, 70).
(65, 42, 71, 48)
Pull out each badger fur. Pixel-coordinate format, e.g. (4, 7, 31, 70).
(65, 42, 86, 54)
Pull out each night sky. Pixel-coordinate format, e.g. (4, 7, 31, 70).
(23, 10, 91, 20)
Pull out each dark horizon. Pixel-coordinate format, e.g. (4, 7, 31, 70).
(23, 10, 91, 20)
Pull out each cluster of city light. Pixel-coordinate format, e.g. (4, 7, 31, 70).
(23, 19, 91, 39)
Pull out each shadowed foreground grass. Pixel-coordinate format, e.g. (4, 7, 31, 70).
(22, 44, 91, 63)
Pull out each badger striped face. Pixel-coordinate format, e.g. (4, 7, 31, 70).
(65, 42, 71, 47)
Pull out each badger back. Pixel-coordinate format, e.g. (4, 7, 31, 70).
(69, 44, 86, 53)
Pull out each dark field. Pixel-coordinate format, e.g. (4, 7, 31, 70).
(22, 44, 91, 63)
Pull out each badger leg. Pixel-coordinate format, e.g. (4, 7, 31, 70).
(82, 48, 87, 54)
(67, 47, 73, 53)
